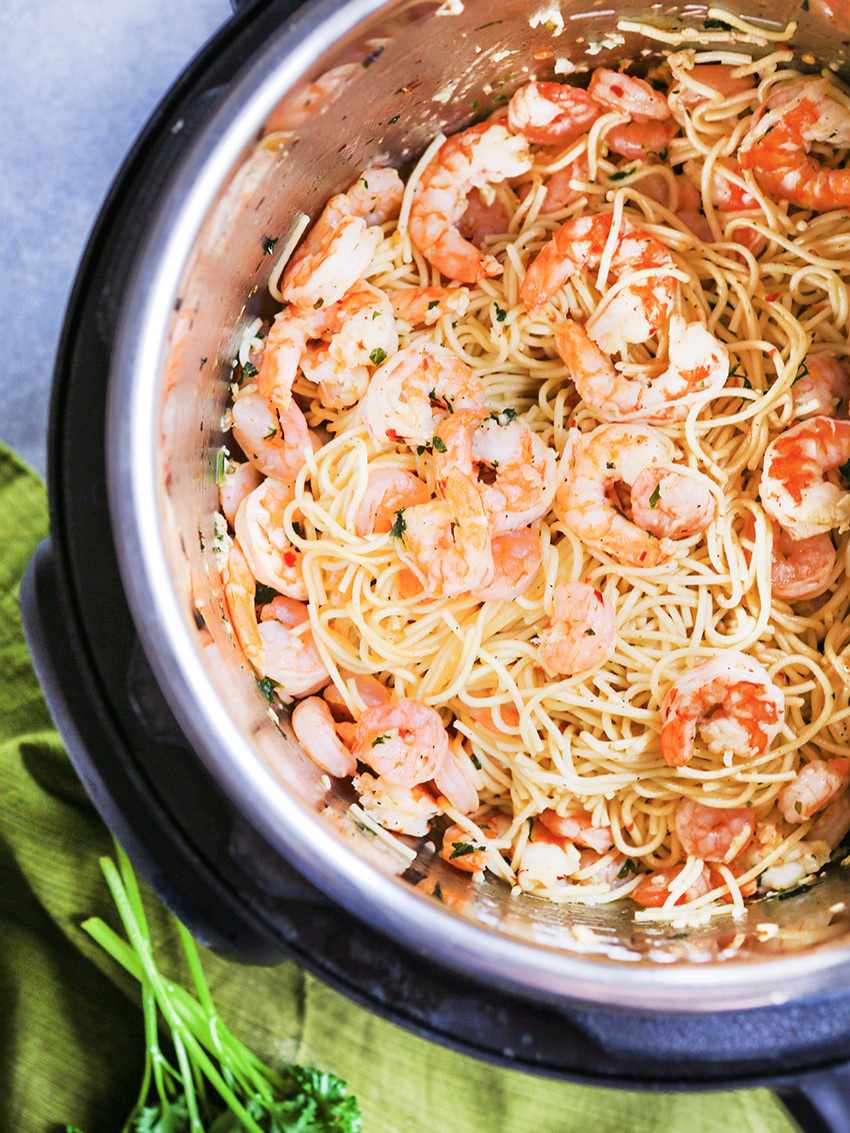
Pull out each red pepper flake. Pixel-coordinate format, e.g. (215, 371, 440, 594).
(283, 550, 297, 568)
(593, 589, 604, 604)
(639, 551, 647, 562)
(765, 291, 780, 302)
(386, 429, 403, 443)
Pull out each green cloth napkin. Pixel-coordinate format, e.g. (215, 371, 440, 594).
(0, 440, 799, 1133)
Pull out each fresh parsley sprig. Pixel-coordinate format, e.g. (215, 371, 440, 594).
(74, 846, 361, 1133)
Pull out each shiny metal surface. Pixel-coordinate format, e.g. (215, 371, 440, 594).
(107, 0, 850, 1011)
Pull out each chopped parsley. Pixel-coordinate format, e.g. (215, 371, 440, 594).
(255, 583, 278, 605)
(609, 165, 636, 182)
(648, 483, 661, 509)
(371, 733, 390, 747)
(242, 360, 259, 380)
(390, 509, 407, 545)
(494, 302, 507, 323)
(429, 388, 455, 413)
(432, 435, 447, 453)
(449, 842, 477, 860)
(313, 297, 324, 309)
(793, 361, 809, 384)
(427, 299, 440, 310)
(369, 347, 388, 365)
(256, 676, 277, 703)
(261, 234, 279, 255)
(215, 449, 227, 485)
(617, 858, 637, 879)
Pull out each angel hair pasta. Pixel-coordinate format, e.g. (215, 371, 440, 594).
(217, 14, 850, 919)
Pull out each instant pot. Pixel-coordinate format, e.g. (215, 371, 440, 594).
(20, 0, 850, 1127)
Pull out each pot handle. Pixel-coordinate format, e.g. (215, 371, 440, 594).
(777, 1066, 850, 1133)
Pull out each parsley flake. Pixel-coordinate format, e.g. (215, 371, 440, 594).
(370, 347, 388, 365)
(649, 484, 661, 509)
(261, 234, 279, 255)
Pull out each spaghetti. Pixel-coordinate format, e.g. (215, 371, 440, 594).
(219, 15, 850, 918)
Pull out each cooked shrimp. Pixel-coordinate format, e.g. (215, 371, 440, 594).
(458, 188, 512, 246)
(793, 353, 850, 420)
(682, 158, 760, 212)
(471, 528, 542, 601)
(352, 771, 438, 836)
(507, 81, 601, 144)
(555, 314, 729, 423)
(353, 468, 431, 536)
(463, 697, 520, 735)
(231, 392, 316, 482)
(281, 166, 404, 308)
(778, 757, 850, 823)
(809, 794, 850, 849)
(521, 214, 679, 354)
(298, 343, 368, 412)
(433, 409, 558, 533)
(433, 735, 479, 814)
(536, 580, 615, 676)
(351, 698, 449, 786)
(605, 119, 678, 162)
(660, 653, 785, 768)
(539, 808, 614, 853)
(222, 540, 264, 670)
(556, 422, 684, 567)
(760, 415, 850, 539)
(389, 286, 471, 326)
(516, 839, 581, 891)
(234, 477, 306, 600)
(291, 695, 357, 777)
(588, 67, 672, 121)
(360, 343, 486, 448)
(408, 121, 531, 282)
(632, 862, 712, 908)
(739, 78, 850, 209)
(630, 465, 716, 539)
(219, 461, 263, 528)
(440, 811, 509, 872)
(674, 798, 756, 863)
(671, 63, 756, 109)
(322, 670, 392, 720)
(257, 596, 330, 696)
(392, 467, 494, 598)
(771, 527, 835, 601)
(258, 281, 397, 410)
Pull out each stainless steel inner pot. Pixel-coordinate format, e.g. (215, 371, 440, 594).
(106, 0, 850, 1013)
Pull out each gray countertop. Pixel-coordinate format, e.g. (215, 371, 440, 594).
(0, 0, 231, 476)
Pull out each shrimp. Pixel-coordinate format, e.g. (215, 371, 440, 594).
(351, 698, 449, 786)
(670, 63, 756, 110)
(507, 81, 601, 144)
(440, 811, 509, 873)
(674, 798, 756, 863)
(536, 580, 615, 676)
(516, 839, 581, 891)
(281, 166, 404, 309)
(360, 343, 486, 448)
(771, 527, 835, 601)
(392, 467, 494, 598)
(322, 670, 392, 720)
(353, 468, 431, 536)
(760, 415, 850, 539)
(219, 461, 263, 528)
(660, 653, 785, 768)
(222, 540, 264, 670)
(291, 695, 357, 778)
(258, 281, 397, 410)
(629, 465, 716, 540)
(408, 122, 532, 282)
(471, 528, 542, 601)
(604, 120, 678, 162)
(778, 757, 850, 823)
(352, 772, 438, 836)
(682, 158, 760, 212)
(739, 77, 850, 210)
(433, 409, 558, 533)
(257, 596, 330, 696)
(234, 477, 306, 600)
(588, 67, 672, 121)
(433, 735, 479, 814)
(556, 422, 685, 567)
(458, 188, 512, 246)
(632, 862, 713, 908)
(389, 287, 471, 327)
(793, 353, 850, 420)
(521, 214, 679, 356)
(230, 392, 316, 482)
(555, 314, 729, 423)
(539, 808, 614, 853)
